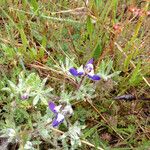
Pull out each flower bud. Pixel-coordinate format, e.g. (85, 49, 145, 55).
(21, 93, 29, 100)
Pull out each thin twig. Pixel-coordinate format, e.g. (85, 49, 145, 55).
(9, 8, 83, 24)
(77, 75, 86, 90)
(49, 7, 86, 14)
(29, 63, 78, 87)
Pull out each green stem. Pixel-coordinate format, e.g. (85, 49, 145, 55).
(77, 75, 86, 90)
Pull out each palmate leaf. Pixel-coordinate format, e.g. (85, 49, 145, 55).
(39, 129, 49, 139)
(25, 73, 41, 89)
(31, 88, 51, 106)
(40, 77, 48, 88)
(2, 80, 19, 98)
(74, 83, 96, 101)
(18, 73, 24, 88)
(33, 95, 40, 106)
(30, 77, 52, 106)
(1, 87, 11, 93)
(60, 122, 85, 149)
(105, 60, 113, 75)
(98, 59, 120, 81)
(40, 96, 48, 105)
(104, 71, 121, 80)
(60, 92, 73, 104)
(8, 80, 18, 91)
(58, 57, 75, 74)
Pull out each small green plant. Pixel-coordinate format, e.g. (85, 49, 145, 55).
(2, 72, 53, 105)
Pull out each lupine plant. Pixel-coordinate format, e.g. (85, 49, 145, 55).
(0, 56, 122, 150)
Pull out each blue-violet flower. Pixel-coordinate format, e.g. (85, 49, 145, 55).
(49, 102, 73, 127)
(69, 58, 100, 80)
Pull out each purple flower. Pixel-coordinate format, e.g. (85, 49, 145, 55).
(49, 102, 62, 113)
(52, 113, 65, 127)
(21, 92, 29, 100)
(48, 102, 73, 127)
(69, 58, 100, 81)
(49, 102, 64, 127)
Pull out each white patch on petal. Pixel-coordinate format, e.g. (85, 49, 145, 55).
(54, 105, 62, 112)
(85, 64, 94, 74)
(86, 64, 93, 69)
(87, 69, 94, 76)
(57, 113, 65, 122)
(77, 65, 84, 74)
(62, 105, 73, 115)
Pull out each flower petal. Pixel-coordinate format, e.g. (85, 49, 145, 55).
(77, 65, 84, 75)
(88, 74, 101, 80)
(85, 64, 94, 72)
(52, 119, 59, 127)
(87, 69, 94, 76)
(62, 105, 73, 115)
(48, 102, 57, 113)
(69, 67, 78, 76)
(86, 58, 94, 65)
(54, 105, 62, 113)
(52, 113, 64, 127)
